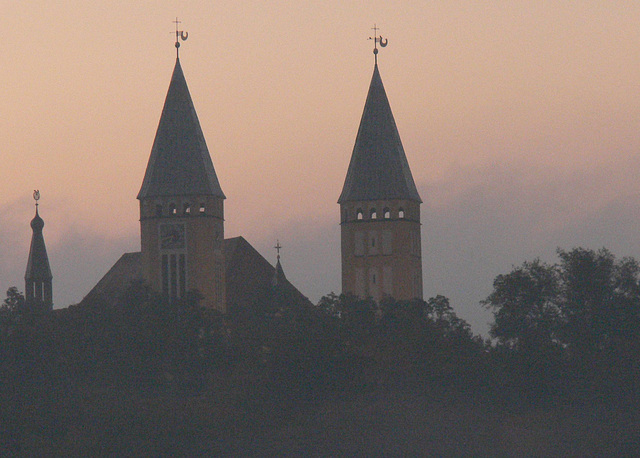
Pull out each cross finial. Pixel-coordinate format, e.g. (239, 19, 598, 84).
(274, 240, 282, 261)
(368, 23, 388, 65)
(173, 17, 189, 58)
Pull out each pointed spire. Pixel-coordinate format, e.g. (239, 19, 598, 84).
(138, 57, 225, 200)
(271, 240, 287, 287)
(25, 191, 53, 309)
(338, 63, 421, 203)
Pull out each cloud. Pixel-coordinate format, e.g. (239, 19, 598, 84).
(48, 229, 139, 306)
(420, 158, 640, 334)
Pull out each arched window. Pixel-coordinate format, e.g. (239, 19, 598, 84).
(199, 203, 206, 214)
(383, 207, 391, 219)
(370, 208, 377, 219)
(169, 203, 177, 215)
(356, 209, 364, 220)
(398, 208, 405, 219)
(155, 204, 163, 217)
(183, 203, 191, 215)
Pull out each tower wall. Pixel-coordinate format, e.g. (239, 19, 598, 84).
(25, 279, 53, 309)
(340, 199, 422, 301)
(140, 195, 225, 311)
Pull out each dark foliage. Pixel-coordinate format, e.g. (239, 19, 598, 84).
(1, 264, 639, 455)
(484, 247, 640, 404)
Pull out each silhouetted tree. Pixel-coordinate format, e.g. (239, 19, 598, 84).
(483, 259, 561, 352)
(2, 287, 25, 312)
(426, 294, 475, 338)
(557, 248, 640, 391)
(3, 279, 637, 455)
(485, 247, 640, 400)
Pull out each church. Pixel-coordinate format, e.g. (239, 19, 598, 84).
(25, 29, 423, 310)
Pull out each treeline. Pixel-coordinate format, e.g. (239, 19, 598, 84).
(1, 247, 639, 455)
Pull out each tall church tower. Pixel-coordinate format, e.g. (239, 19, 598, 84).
(138, 36, 226, 310)
(339, 34, 423, 302)
(25, 190, 53, 310)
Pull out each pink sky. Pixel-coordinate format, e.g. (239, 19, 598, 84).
(3, 2, 640, 333)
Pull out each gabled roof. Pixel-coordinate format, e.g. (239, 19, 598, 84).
(25, 207, 52, 281)
(81, 252, 142, 304)
(224, 237, 309, 308)
(81, 237, 311, 309)
(138, 58, 225, 200)
(338, 64, 421, 204)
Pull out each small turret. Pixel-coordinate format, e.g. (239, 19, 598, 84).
(271, 240, 287, 287)
(24, 190, 53, 310)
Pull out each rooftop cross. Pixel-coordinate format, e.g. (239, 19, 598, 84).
(274, 240, 282, 261)
(368, 24, 388, 65)
(173, 17, 189, 58)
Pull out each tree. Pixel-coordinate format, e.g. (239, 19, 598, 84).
(1, 287, 27, 333)
(486, 249, 640, 358)
(485, 248, 640, 399)
(483, 259, 561, 352)
(1, 287, 25, 313)
(557, 248, 640, 380)
(426, 295, 472, 336)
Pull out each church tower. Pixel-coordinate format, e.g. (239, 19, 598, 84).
(25, 190, 53, 310)
(339, 33, 423, 302)
(138, 34, 226, 310)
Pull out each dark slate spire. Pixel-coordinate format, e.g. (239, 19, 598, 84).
(338, 64, 421, 203)
(25, 206, 52, 281)
(25, 195, 53, 310)
(138, 58, 225, 199)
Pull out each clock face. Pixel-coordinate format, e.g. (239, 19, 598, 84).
(160, 223, 186, 250)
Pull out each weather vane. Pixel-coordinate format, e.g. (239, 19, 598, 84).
(33, 190, 40, 209)
(368, 24, 388, 64)
(173, 17, 189, 58)
(274, 240, 282, 261)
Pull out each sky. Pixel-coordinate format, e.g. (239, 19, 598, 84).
(2, 1, 640, 334)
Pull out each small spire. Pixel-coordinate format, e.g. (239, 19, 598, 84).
(173, 17, 189, 58)
(272, 240, 287, 287)
(25, 190, 53, 310)
(368, 24, 388, 65)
